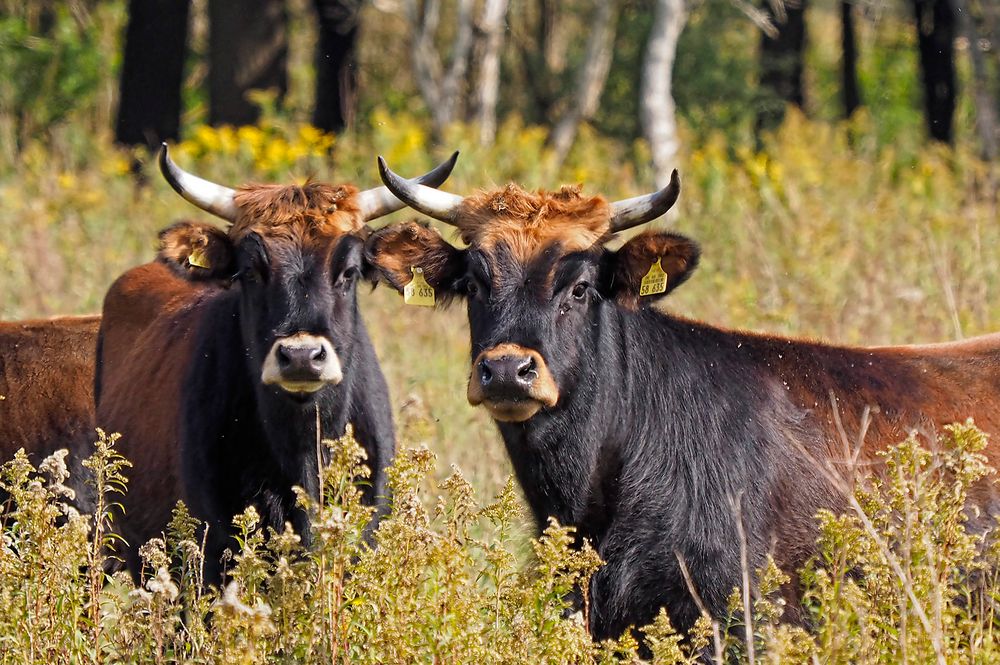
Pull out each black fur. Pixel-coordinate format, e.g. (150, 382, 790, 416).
(371, 231, 839, 642)
(99, 232, 394, 583)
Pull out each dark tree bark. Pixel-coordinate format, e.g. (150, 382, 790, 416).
(312, 0, 362, 133)
(756, 0, 809, 134)
(912, 0, 957, 143)
(208, 0, 288, 126)
(115, 0, 191, 148)
(840, 0, 861, 117)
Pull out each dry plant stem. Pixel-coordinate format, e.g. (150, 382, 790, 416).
(675, 551, 725, 664)
(730, 492, 756, 665)
(792, 395, 948, 665)
(925, 223, 965, 340)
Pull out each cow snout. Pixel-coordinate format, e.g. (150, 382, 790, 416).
(262, 333, 342, 394)
(468, 343, 559, 422)
(276, 342, 327, 379)
(478, 354, 537, 393)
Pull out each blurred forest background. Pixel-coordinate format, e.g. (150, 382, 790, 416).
(0, 0, 998, 491)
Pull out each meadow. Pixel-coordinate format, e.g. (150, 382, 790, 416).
(2, 0, 1000, 662)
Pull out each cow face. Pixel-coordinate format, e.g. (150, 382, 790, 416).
(157, 189, 372, 399)
(156, 145, 458, 402)
(366, 169, 697, 422)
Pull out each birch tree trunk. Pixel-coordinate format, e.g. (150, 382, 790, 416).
(474, 0, 510, 145)
(548, 0, 618, 164)
(405, 0, 478, 140)
(641, 0, 687, 189)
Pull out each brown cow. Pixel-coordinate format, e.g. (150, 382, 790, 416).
(365, 159, 1000, 644)
(0, 315, 100, 509)
(96, 147, 458, 581)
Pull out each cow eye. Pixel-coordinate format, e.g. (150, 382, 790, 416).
(572, 282, 588, 300)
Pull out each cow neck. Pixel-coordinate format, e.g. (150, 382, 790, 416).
(493, 305, 782, 544)
(494, 301, 630, 535)
(250, 341, 358, 502)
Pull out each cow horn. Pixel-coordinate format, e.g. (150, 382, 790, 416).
(357, 151, 460, 222)
(609, 169, 681, 233)
(376, 156, 464, 225)
(158, 144, 239, 223)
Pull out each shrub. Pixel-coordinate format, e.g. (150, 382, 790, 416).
(1, 422, 999, 663)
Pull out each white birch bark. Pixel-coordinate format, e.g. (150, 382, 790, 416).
(475, 0, 510, 145)
(640, 0, 688, 188)
(548, 0, 619, 163)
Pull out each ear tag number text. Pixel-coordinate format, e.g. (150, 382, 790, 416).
(404, 267, 436, 307)
(639, 258, 668, 297)
(188, 247, 210, 269)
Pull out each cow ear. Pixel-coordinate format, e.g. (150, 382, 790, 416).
(157, 221, 236, 282)
(605, 231, 700, 309)
(364, 220, 464, 300)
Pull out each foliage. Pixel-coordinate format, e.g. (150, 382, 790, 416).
(1, 420, 1000, 662)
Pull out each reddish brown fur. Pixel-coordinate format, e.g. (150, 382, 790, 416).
(158, 221, 235, 280)
(97, 261, 219, 559)
(363, 220, 464, 291)
(708, 323, 1000, 545)
(611, 231, 700, 309)
(231, 182, 365, 242)
(0, 315, 100, 468)
(454, 184, 611, 261)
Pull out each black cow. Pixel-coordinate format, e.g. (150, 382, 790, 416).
(95, 147, 457, 581)
(364, 160, 1000, 644)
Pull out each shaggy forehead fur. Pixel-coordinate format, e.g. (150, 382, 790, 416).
(454, 184, 611, 260)
(230, 182, 365, 243)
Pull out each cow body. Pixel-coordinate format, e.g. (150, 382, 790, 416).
(368, 165, 1000, 644)
(97, 260, 393, 577)
(493, 308, 1000, 638)
(94, 149, 459, 581)
(0, 315, 100, 509)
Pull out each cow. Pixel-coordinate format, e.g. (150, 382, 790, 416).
(95, 146, 458, 581)
(364, 158, 1000, 644)
(0, 315, 100, 509)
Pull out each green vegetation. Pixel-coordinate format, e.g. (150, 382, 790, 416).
(2, 423, 999, 663)
(3, 0, 1000, 662)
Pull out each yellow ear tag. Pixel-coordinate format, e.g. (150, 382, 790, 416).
(639, 258, 668, 297)
(188, 247, 210, 269)
(403, 267, 435, 307)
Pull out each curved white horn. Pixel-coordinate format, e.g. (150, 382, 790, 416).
(357, 151, 460, 221)
(158, 144, 239, 223)
(376, 156, 464, 225)
(609, 169, 681, 233)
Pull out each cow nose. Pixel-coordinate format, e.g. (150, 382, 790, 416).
(479, 354, 537, 393)
(276, 342, 327, 380)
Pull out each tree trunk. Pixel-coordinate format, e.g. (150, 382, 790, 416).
(912, 0, 956, 143)
(641, 0, 687, 188)
(756, 0, 808, 134)
(312, 0, 362, 133)
(949, 0, 997, 160)
(840, 0, 861, 118)
(115, 0, 191, 148)
(405, 0, 445, 134)
(208, 0, 288, 126)
(473, 0, 510, 145)
(548, 0, 619, 163)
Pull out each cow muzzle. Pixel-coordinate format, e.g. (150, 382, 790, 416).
(467, 343, 559, 422)
(261, 333, 342, 394)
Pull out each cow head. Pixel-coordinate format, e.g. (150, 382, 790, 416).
(156, 145, 457, 401)
(366, 159, 698, 423)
